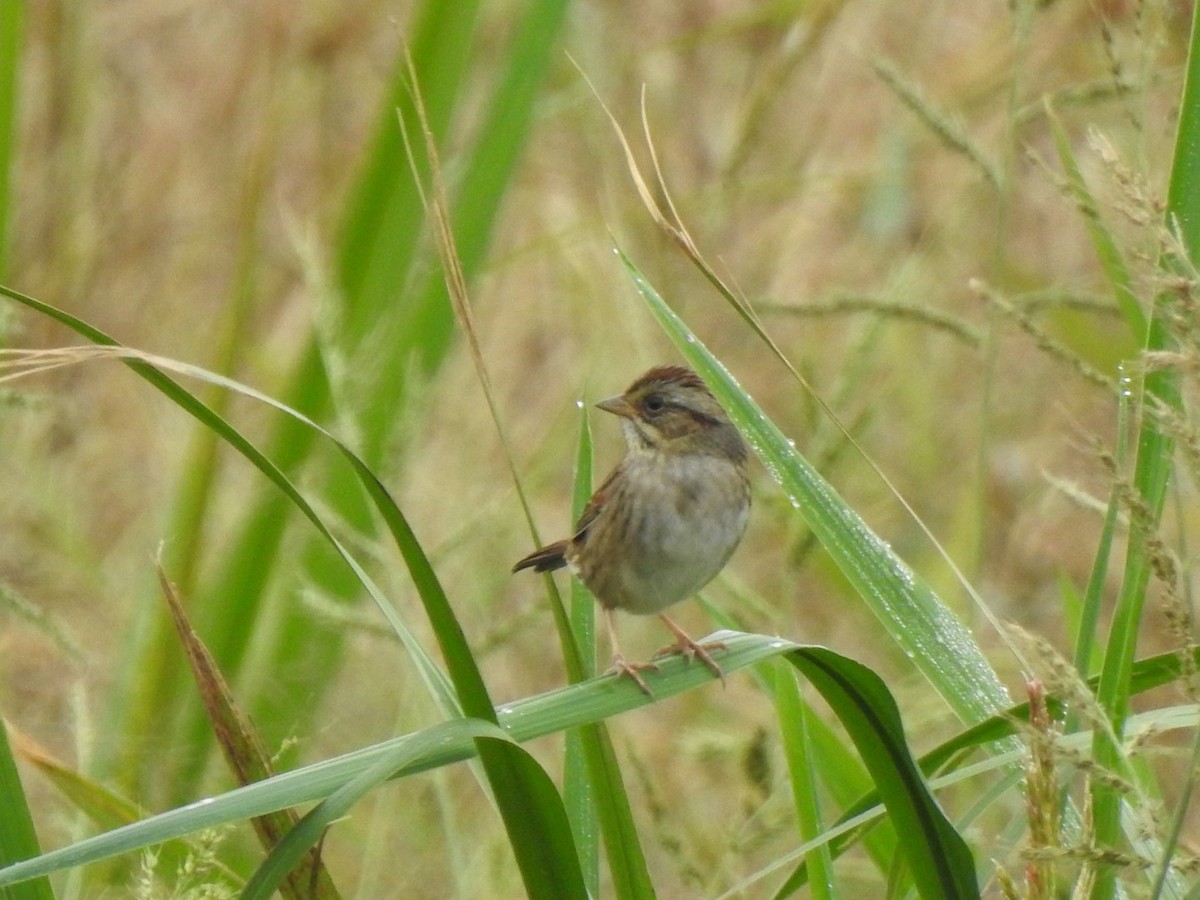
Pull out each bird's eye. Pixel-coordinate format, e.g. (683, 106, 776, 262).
(644, 394, 665, 414)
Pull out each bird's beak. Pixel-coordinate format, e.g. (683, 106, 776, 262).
(595, 394, 636, 419)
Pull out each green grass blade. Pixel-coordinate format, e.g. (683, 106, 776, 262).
(334, 1, 477, 328)
(9, 635, 1193, 892)
(617, 248, 1010, 725)
(240, 720, 521, 900)
(776, 663, 835, 900)
(798, 645, 1200, 882)
(1090, 6, 1198, 890)
(0, 719, 55, 900)
(0, 634, 949, 891)
(0, 631, 761, 886)
(1, 287, 589, 898)
(348, 436, 591, 900)
(421, 0, 573, 353)
(788, 648, 978, 900)
(563, 407, 599, 896)
(137, 0, 574, 806)
(0, 285, 459, 713)
(552, 401, 656, 899)
(219, 0, 571, 798)
(130, 0, 486, 792)
(569, 402, 598, 677)
(704, 593, 898, 881)
(1072, 384, 1129, 689)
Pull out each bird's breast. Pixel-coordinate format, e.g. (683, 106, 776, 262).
(580, 452, 749, 615)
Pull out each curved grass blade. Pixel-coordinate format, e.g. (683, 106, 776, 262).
(141, 0, 489, 799)
(616, 248, 1009, 726)
(9, 636, 1194, 891)
(0, 632, 784, 887)
(0, 290, 585, 898)
(160, 0, 573, 804)
(776, 644, 1200, 894)
(240, 720, 551, 900)
(788, 648, 978, 899)
(0, 287, 459, 718)
(0, 635, 973, 895)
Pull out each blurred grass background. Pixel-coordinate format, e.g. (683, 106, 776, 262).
(1, 0, 1196, 896)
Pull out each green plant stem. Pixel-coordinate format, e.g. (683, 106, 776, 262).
(1089, 4, 1200, 893)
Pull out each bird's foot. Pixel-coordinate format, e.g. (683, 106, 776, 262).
(605, 654, 660, 697)
(652, 635, 727, 685)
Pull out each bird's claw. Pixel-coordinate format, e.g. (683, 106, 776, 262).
(606, 654, 660, 696)
(652, 637, 727, 685)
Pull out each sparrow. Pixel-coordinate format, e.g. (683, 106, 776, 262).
(513, 365, 750, 694)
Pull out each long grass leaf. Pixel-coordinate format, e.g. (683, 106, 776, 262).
(240, 720, 516, 900)
(1089, 7, 1198, 890)
(776, 663, 835, 900)
(153, 0, 491, 802)
(0, 719, 54, 900)
(6, 633, 1194, 891)
(0, 289, 460, 715)
(788, 648, 978, 899)
(0, 635, 959, 892)
(562, 408, 600, 895)
(0, 287, 587, 899)
(0, 631, 764, 886)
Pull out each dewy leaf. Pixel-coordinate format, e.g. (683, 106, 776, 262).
(617, 249, 1010, 727)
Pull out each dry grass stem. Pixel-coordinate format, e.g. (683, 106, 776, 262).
(970, 279, 1119, 391)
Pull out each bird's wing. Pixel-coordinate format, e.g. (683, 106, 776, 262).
(512, 462, 622, 574)
(570, 461, 621, 549)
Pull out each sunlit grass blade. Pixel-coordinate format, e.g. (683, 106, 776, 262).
(617, 248, 1010, 726)
(0, 719, 54, 900)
